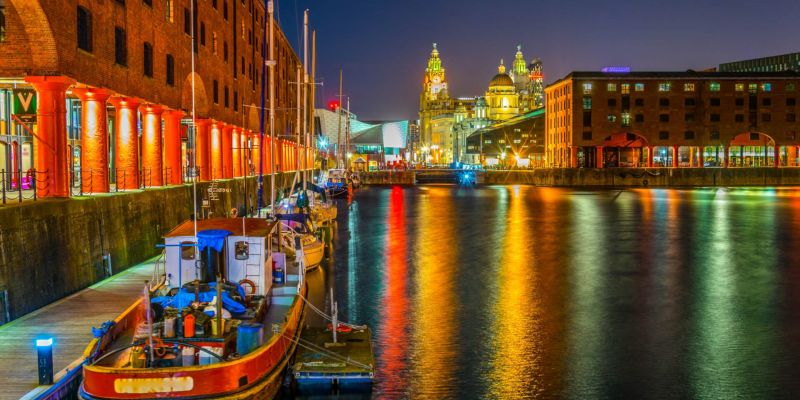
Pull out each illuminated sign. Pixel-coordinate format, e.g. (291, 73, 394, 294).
(601, 66, 631, 73)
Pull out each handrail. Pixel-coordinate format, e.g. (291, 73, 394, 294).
(89, 338, 225, 366)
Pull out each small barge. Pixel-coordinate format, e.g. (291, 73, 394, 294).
(79, 218, 307, 399)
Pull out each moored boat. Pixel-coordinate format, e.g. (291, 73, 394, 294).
(79, 218, 307, 399)
(323, 169, 351, 198)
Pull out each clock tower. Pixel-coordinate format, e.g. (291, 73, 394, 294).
(419, 43, 455, 164)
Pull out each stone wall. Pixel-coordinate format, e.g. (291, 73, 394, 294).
(360, 168, 800, 187)
(481, 168, 800, 187)
(0, 173, 295, 322)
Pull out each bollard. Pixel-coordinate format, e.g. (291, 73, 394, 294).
(36, 337, 54, 385)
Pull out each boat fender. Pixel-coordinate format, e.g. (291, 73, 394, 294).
(326, 323, 353, 333)
(239, 279, 257, 295)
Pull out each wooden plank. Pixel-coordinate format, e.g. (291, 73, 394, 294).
(0, 258, 157, 400)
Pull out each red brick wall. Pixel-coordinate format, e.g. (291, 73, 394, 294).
(0, 0, 301, 134)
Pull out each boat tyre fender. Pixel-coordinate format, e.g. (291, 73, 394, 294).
(239, 279, 257, 295)
(642, 179, 649, 187)
(327, 322, 353, 333)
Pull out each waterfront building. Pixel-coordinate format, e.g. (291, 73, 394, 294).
(720, 52, 800, 73)
(465, 109, 545, 167)
(545, 70, 800, 168)
(0, 0, 312, 197)
(418, 43, 544, 165)
(349, 120, 409, 169)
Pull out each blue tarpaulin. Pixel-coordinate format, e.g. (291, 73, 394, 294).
(151, 286, 246, 314)
(197, 229, 232, 252)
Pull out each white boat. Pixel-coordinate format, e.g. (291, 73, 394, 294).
(274, 215, 325, 270)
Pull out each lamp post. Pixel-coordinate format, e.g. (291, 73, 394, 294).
(36, 337, 54, 385)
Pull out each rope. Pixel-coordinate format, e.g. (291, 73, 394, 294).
(280, 331, 372, 371)
(296, 292, 366, 331)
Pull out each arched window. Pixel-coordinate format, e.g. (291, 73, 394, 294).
(77, 6, 92, 52)
(143, 42, 153, 77)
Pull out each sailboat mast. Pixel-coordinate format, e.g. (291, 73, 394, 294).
(190, 0, 198, 237)
(295, 65, 302, 191)
(337, 69, 343, 168)
(268, 0, 276, 213)
(311, 30, 317, 180)
(257, 0, 269, 215)
(303, 10, 309, 191)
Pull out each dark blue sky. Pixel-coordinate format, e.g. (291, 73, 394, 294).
(278, 0, 800, 121)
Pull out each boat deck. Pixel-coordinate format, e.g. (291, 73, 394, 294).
(0, 258, 157, 400)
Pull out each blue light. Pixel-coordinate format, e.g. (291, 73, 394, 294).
(36, 338, 53, 347)
(601, 66, 631, 73)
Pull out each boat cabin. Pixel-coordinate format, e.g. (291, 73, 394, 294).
(163, 218, 278, 296)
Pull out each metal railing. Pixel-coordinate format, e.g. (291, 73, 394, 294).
(1, 169, 45, 205)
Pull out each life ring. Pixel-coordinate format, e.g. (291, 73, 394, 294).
(238, 279, 257, 295)
(326, 322, 353, 333)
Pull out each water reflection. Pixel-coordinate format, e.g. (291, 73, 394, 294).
(324, 186, 800, 399)
(410, 187, 458, 397)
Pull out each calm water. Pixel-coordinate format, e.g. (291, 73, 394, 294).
(306, 185, 800, 399)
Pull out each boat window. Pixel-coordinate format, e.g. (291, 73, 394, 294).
(181, 241, 196, 260)
(235, 241, 249, 260)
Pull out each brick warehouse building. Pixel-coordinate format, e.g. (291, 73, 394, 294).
(545, 70, 800, 168)
(0, 0, 312, 197)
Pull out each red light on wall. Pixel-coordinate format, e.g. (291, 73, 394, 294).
(328, 100, 340, 111)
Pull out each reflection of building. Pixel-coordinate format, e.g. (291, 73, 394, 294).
(720, 52, 800, 73)
(418, 43, 544, 165)
(465, 109, 545, 167)
(545, 70, 800, 168)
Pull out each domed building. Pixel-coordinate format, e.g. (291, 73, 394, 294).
(417, 43, 545, 165)
(485, 60, 519, 121)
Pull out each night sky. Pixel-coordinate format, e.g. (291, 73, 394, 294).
(278, 0, 800, 121)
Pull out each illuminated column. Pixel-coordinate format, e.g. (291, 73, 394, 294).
(140, 104, 164, 186)
(163, 110, 184, 184)
(26, 76, 74, 197)
(595, 146, 604, 169)
(222, 125, 233, 178)
(698, 147, 704, 168)
(774, 144, 780, 167)
(646, 146, 653, 168)
(240, 130, 249, 175)
(72, 87, 112, 193)
(195, 119, 211, 181)
(252, 132, 261, 176)
(232, 128, 242, 177)
(264, 136, 272, 174)
(109, 96, 141, 190)
(724, 146, 729, 168)
(210, 121, 224, 180)
(569, 146, 578, 168)
(672, 145, 679, 168)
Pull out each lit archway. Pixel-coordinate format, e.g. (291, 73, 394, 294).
(180, 72, 210, 117)
(601, 132, 648, 167)
(729, 132, 776, 167)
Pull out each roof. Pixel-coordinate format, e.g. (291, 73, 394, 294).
(165, 218, 277, 238)
(549, 70, 800, 86)
(350, 125, 383, 145)
(489, 73, 514, 87)
(467, 108, 545, 140)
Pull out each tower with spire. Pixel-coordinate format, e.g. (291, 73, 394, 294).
(419, 43, 456, 164)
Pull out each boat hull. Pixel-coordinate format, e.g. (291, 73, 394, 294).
(79, 286, 307, 399)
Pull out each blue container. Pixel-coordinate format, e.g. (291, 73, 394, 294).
(236, 322, 263, 356)
(273, 269, 285, 285)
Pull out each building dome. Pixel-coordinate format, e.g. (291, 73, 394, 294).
(490, 73, 514, 87)
(489, 59, 514, 87)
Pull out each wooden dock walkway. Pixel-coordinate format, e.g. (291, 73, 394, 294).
(0, 258, 157, 400)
